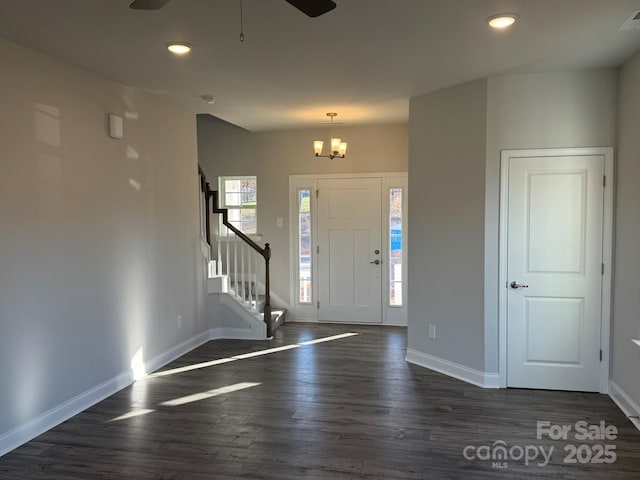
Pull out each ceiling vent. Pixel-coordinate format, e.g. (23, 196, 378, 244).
(620, 10, 640, 30)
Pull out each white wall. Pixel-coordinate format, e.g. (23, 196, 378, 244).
(407, 71, 619, 380)
(0, 39, 205, 450)
(197, 117, 408, 307)
(407, 79, 488, 372)
(612, 51, 640, 407)
(484, 70, 618, 373)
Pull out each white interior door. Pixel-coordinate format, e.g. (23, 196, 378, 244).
(317, 177, 382, 323)
(507, 154, 604, 391)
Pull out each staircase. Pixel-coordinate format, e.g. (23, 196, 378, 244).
(227, 279, 286, 330)
(207, 275, 285, 339)
(200, 167, 285, 339)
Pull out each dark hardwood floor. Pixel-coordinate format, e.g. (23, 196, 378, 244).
(1, 323, 638, 479)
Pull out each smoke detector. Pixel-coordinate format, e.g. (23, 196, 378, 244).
(201, 95, 215, 105)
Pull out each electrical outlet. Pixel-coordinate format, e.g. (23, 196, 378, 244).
(177, 315, 182, 328)
(429, 324, 436, 339)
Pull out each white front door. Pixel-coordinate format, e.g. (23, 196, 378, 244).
(317, 177, 382, 323)
(507, 154, 604, 391)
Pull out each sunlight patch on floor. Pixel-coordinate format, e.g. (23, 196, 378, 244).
(149, 357, 239, 378)
(108, 332, 359, 422)
(148, 332, 359, 378)
(108, 409, 155, 422)
(160, 382, 261, 407)
(232, 344, 300, 359)
(298, 332, 359, 345)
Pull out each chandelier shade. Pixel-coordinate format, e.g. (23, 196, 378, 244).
(314, 113, 347, 159)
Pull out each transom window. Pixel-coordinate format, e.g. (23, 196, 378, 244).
(218, 176, 257, 235)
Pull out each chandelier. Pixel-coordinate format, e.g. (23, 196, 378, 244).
(313, 113, 348, 159)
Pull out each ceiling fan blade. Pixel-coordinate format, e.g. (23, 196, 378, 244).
(284, 0, 337, 17)
(129, 0, 171, 10)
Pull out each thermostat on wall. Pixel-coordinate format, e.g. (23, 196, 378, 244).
(108, 113, 123, 139)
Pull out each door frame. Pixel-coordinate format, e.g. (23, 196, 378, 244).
(498, 147, 614, 393)
(288, 172, 408, 325)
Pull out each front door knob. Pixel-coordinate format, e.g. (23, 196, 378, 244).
(370, 259, 381, 265)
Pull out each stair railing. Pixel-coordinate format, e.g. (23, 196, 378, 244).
(198, 168, 272, 337)
(217, 234, 260, 312)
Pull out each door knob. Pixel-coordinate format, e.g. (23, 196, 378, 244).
(370, 259, 381, 265)
(510, 281, 529, 289)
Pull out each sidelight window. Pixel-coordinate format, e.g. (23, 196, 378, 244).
(298, 189, 312, 303)
(389, 187, 403, 306)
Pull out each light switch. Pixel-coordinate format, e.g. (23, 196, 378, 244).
(276, 218, 284, 228)
(108, 113, 123, 139)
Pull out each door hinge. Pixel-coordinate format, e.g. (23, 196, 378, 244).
(316, 189, 319, 198)
(317, 301, 320, 309)
(600, 349, 603, 362)
(603, 175, 606, 187)
(317, 245, 320, 254)
(602, 262, 605, 275)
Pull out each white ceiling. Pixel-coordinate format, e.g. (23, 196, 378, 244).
(1, 0, 640, 131)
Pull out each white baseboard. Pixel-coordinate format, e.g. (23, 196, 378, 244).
(286, 314, 318, 323)
(406, 348, 499, 389)
(210, 327, 267, 340)
(0, 370, 132, 458)
(483, 372, 501, 389)
(0, 329, 212, 458)
(609, 380, 640, 431)
(382, 320, 408, 326)
(210, 327, 225, 338)
(145, 330, 212, 375)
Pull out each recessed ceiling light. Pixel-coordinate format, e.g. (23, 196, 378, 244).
(166, 42, 193, 55)
(486, 13, 519, 29)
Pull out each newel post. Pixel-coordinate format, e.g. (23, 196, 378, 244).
(263, 243, 272, 338)
(204, 182, 212, 247)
